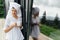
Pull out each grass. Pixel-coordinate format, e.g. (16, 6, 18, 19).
(40, 24, 60, 40)
(40, 24, 57, 36)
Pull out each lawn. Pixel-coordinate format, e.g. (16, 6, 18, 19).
(40, 24, 60, 40)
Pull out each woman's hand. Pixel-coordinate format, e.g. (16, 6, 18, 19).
(11, 22, 17, 27)
(17, 23, 22, 28)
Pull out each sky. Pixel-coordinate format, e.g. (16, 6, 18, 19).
(34, 0, 60, 7)
(33, 0, 60, 19)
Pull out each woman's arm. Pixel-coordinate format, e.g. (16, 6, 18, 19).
(4, 25, 14, 33)
(4, 23, 17, 33)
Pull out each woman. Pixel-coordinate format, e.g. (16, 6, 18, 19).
(3, 2, 24, 40)
(31, 7, 40, 40)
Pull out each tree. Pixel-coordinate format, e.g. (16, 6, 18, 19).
(0, 0, 4, 18)
(54, 14, 59, 26)
(41, 11, 46, 24)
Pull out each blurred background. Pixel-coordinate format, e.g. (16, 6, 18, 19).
(0, 0, 4, 18)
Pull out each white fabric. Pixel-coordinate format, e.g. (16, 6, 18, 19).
(3, 2, 24, 40)
(6, 2, 21, 18)
(4, 16, 24, 40)
(31, 17, 40, 38)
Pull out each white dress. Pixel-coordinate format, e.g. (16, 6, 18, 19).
(3, 16, 24, 40)
(31, 17, 40, 38)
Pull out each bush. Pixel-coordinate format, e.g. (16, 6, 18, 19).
(0, 0, 4, 18)
(45, 20, 55, 26)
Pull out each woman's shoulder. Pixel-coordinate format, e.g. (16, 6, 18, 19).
(5, 16, 12, 21)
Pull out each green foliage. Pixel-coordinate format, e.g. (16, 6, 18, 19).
(0, 0, 4, 18)
(40, 24, 60, 40)
(50, 30, 60, 40)
(41, 11, 46, 24)
(40, 24, 56, 36)
(0, 0, 3, 4)
(54, 14, 59, 25)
